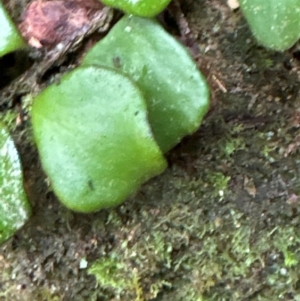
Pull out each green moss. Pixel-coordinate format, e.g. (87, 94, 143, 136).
(88, 252, 146, 300)
(223, 137, 246, 156)
(205, 172, 231, 199)
(88, 254, 131, 292)
(86, 110, 300, 300)
(0, 110, 18, 132)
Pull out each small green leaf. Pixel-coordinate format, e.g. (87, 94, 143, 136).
(100, 0, 171, 17)
(32, 65, 167, 213)
(0, 2, 25, 57)
(0, 122, 31, 244)
(83, 16, 209, 152)
(239, 0, 300, 50)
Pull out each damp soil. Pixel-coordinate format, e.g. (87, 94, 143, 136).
(1, 1, 300, 300)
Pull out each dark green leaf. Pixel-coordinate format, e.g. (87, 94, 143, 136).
(83, 16, 210, 152)
(0, 122, 31, 244)
(100, 0, 171, 17)
(0, 2, 25, 57)
(240, 0, 300, 50)
(32, 66, 167, 213)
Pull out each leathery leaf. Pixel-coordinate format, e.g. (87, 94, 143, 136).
(32, 65, 167, 213)
(0, 122, 31, 244)
(99, 0, 171, 17)
(0, 2, 25, 57)
(82, 15, 209, 153)
(239, 0, 300, 50)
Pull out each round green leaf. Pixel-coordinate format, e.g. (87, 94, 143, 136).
(82, 16, 209, 152)
(0, 2, 25, 57)
(240, 0, 300, 50)
(100, 0, 171, 17)
(0, 122, 31, 244)
(32, 65, 167, 213)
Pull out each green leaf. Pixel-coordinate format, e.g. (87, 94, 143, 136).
(0, 2, 25, 57)
(32, 65, 167, 213)
(100, 0, 171, 17)
(82, 15, 209, 152)
(0, 122, 31, 244)
(239, 0, 300, 50)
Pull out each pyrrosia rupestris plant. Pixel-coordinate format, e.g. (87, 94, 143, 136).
(31, 16, 209, 213)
